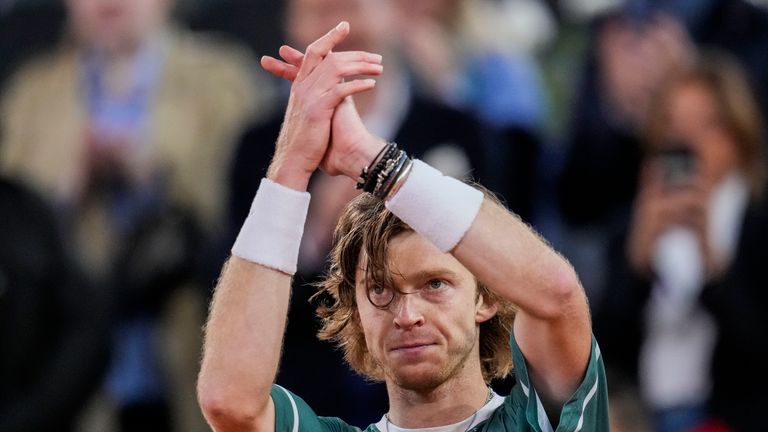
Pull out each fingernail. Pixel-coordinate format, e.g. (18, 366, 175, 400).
(336, 21, 348, 32)
(372, 54, 383, 63)
(365, 79, 376, 86)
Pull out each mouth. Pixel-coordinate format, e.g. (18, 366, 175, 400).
(390, 343, 436, 354)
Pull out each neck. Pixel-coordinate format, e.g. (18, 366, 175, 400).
(384, 359, 489, 428)
(95, 51, 140, 98)
(86, 25, 164, 63)
(86, 31, 162, 97)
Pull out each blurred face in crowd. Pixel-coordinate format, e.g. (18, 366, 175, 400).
(393, 0, 461, 26)
(66, 0, 171, 53)
(657, 79, 741, 184)
(286, 0, 393, 53)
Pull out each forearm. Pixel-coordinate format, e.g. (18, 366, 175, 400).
(453, 197, 591, 410)
(454, 198, 586, 320)
(198, 257, 290, 429)
(199, 172, 310, 430)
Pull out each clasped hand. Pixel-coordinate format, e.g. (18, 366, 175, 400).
(262, 22, 387, 191)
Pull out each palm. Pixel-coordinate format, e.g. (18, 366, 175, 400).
(320, 97, 369, 175)
(261, 44, 377, 176)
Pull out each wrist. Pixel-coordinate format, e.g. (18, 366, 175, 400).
(267, 159, 312, 192)
(232, 178, 310, 275)
(341, 135, 387, 181)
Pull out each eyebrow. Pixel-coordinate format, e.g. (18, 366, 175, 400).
(404, 268, 461, 283)
(361, 268, 461, 287)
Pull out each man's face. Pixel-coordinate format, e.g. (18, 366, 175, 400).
(66, 0, 169, 52)
(355, 231, 496, 390)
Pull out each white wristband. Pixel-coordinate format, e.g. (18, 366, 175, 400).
(385, 160, 483, 252)
(231, 178, 310, 275)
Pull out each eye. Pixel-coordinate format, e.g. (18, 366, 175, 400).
(427, 279, 444, 290)
(366, 283, 394, 308)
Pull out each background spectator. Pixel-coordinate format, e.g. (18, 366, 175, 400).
(0, 0, 268, 430)
(0, 175, 110, 432)
(394, 0, 550, 219)
(595, 51, 768, 432)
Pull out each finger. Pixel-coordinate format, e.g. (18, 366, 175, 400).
(301, 58, 383, 95)
(280, 47, 383, 69)
(279, 45, 304, 67)
(261, 55, 299, 81)
(308, 52, 384, 85)
(318, 60, 384, 80)
(297, 21, 350, 81)
(317, 79, 377, 110)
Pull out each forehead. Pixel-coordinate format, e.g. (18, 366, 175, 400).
(354, 230, 474, 286)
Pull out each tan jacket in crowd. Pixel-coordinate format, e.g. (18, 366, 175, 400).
(0, 27, 271, 272)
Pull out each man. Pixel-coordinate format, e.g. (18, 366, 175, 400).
(229, 0, 497, 422)
(198, 23, 608, 431)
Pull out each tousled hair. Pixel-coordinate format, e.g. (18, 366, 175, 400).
(312, 188, 517, 382)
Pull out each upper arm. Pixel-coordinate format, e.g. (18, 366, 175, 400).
(508, 332, 609, 431)
(252, 396, 276, 432)
(269, 385, 354, 432)
(513, 302, 593, 422)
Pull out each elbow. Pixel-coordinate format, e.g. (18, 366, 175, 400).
(197, 379, 266, 431)
(537, 263, 586, 320)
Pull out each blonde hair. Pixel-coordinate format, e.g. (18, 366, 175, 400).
(313, 189, 517, 382)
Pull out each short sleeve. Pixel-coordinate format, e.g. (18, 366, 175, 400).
(270, 384, 362, 432)
(505, 334, 610, 431)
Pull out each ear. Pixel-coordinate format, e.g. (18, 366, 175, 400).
(475, 293, 498, 324)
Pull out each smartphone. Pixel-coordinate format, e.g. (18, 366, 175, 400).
(657, 145, 696, 188)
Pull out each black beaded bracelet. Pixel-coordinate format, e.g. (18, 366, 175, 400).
(356, 143, 391, 190)
(357, 142, 398, 192)
(356, 141, 413, 199)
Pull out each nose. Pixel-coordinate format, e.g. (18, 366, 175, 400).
(392, 293, 425, 329)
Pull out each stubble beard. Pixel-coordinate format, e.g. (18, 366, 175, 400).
(381, 326, 479, 392)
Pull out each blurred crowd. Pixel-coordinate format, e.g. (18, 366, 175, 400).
(1, 0, 767, 431)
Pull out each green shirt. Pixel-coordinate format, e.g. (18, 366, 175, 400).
(271, 334, 609, 431)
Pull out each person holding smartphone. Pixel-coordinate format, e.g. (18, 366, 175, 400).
(595, 51, 768, 432)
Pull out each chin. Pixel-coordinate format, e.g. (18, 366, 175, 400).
(389, 363, 450, 391)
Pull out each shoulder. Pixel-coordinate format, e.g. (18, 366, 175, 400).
(271, 385, 362, 432)
(2, 46, 76, 102)
(489, 335, 610, 431)
(165, 26, 274, 104)
(165, 26, 259, 89)
(168, 26, 254, 69)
